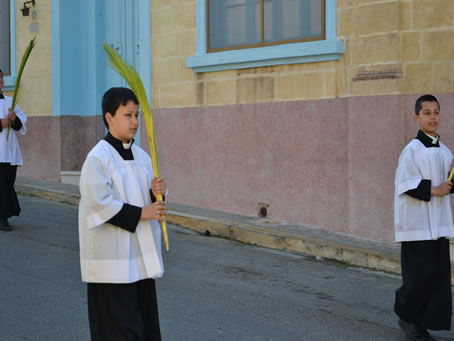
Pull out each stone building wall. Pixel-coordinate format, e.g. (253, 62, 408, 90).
(151, 0, 454, 108)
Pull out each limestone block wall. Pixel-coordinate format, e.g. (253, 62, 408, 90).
(7, 2, 57, 178)
(339, 0, 454, 96)
(151, 0, 198, 108)
(151, 0, 454, 107)
(4, 0, 52, 117)
(151, 0, 338, 107)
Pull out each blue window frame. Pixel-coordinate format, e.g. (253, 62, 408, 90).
(187, 0, 343, 73)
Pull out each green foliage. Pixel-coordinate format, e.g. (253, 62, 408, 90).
(103, 43, 169, 250)
(7, 37, 36, 140)
(102, 42, 160, 177)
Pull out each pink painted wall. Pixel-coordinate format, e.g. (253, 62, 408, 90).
(59, 116, 105, 171)
(17, 115, 104, 180)
(15, 94, 454, 242)
(17, 116, 61, 180)
(150, 94, 454, 242)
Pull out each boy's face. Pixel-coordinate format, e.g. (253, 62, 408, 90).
(105, 101, 139, 143)
(414, 101, 440, 136)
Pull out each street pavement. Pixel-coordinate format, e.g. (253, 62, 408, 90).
(1, 195, 454, 340)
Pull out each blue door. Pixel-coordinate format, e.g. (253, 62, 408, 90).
(52, 0, 152, 143)
(102, 0, 152, 144)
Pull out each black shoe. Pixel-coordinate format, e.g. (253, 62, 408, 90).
(0, 219, 12, 232)
(398, 319, 436, 341)
(417, 327, 436, 341)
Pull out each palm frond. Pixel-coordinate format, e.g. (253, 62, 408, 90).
(7, 37, 37, 139)
(103, 42, 168, 251)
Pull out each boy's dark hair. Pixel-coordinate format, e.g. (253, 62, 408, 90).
(102, 87, 139, 128)
(415, 94, 440, 115)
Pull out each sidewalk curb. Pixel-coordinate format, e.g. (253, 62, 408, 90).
(15, 181, 402, 276)
(16, 183, 80, 206)
(167, 212, 401, 275)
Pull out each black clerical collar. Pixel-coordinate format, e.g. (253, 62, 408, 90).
(104, 133, 134, 160)
(416, 130, 440, 148)
(0, 92, 4, 99)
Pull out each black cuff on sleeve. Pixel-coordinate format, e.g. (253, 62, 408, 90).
(150, 189, 165, 203)
(107, 203, 142, 233)
(405, 179, 431, 202)
(12, 117, 22, 131)
(0, 124, 2, 132)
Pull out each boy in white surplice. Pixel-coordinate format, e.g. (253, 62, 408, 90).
(0, 69, 27, 231)
(79, 87, 168, 340)
(394, 94, 454, 341)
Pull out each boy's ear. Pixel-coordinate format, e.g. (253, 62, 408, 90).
(105, 112, 113, 126)
(414, 114, 419, 123)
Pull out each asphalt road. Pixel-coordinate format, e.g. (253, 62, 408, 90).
(0, 195, 453, 341)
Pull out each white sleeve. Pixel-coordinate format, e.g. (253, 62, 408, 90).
(13, 104, 27, 135)
(395, 148, 423, 196)
(79, 154, 123, 229)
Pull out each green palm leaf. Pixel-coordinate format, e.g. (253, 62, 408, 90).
(7, 37, 36, 140)
(103, 42, 169, 251)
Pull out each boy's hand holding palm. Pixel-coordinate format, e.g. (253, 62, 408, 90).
(432, 182, 453, 197)
(432, 159, 454, 197)
(1, 108, 14, 128)
(141, 177, 168, 221)
(7, 108, 16, 122)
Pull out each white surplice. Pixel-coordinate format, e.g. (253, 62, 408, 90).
(0, 96, 27, 165)
(79, 140, 164, 283)
(394, 139, 454, 242)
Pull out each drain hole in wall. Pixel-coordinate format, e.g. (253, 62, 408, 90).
(258, 203, 269, 218)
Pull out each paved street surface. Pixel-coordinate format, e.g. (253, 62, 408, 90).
(1, 196, 454, 341)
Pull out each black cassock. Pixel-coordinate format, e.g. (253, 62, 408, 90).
(395, 238, 452, 331)
(0, 163, 20, 219)
(0, 116, 23, 220)
(88, 278, 161, 341)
